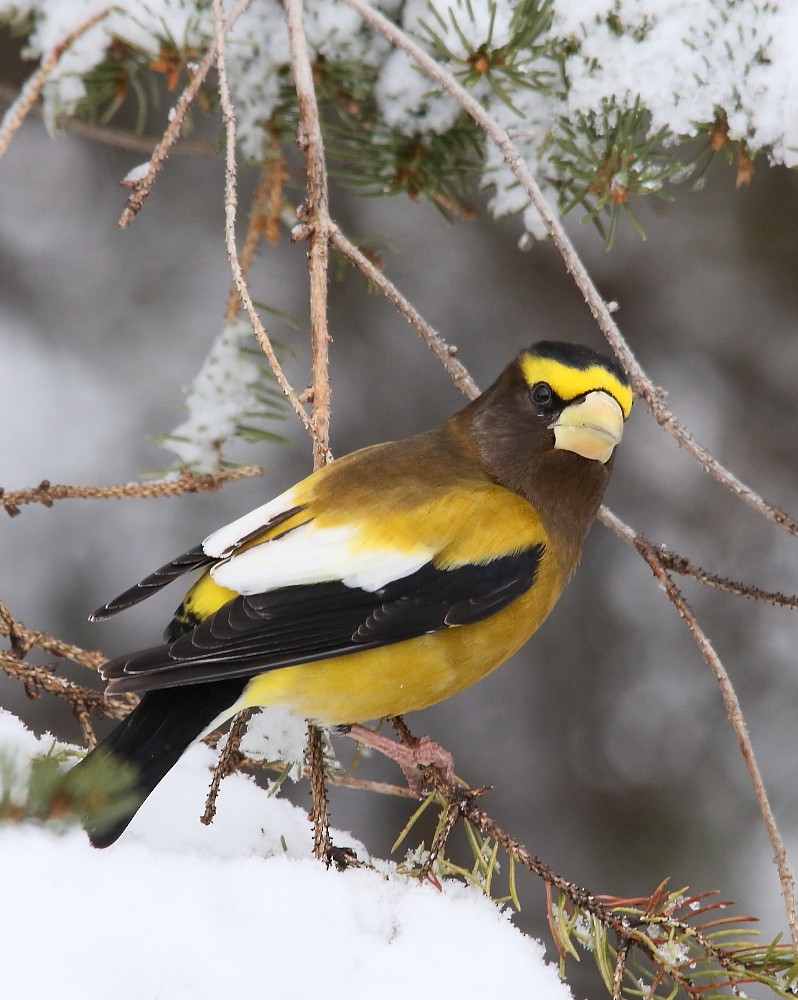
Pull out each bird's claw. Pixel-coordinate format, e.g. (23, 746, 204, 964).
(343, 723, 456, 796)
(395, 734, 455, 795)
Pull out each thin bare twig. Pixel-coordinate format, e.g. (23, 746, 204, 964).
(421, 798, 461, 881)
(285, 0, 335, 860)
(201, 709, 250, 824)
(643, 562, 798, 946)
(0, 466, 262, 517)
(599, 506, 798, 945)
(223, 142, 286, 321)
(233, 754, 418, 798)
(662, 553, 798, 608)
(117, 0, 252, 228)
(73, 699, 98, 751)
(305, 722, 332, 860)
(612, 939, 631, 1000)
(328, 223, 480, 400)
(464, 796, 617, 922)
(0, 602, 136, 722)
(598, 509, 798, 609)
(212, 0, 324, 454)
(285, 0, 333, 472)
(340, 0, 798, 538)
(0, 7, 111, 160)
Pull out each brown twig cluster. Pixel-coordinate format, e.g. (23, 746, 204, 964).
(1, 1, 797, 993)
(0, 601, 135, 749)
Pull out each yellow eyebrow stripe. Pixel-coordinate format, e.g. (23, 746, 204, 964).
(519, 355, 633, 418)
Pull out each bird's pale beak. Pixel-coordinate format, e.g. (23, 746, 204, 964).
(552, 390, 625, 464)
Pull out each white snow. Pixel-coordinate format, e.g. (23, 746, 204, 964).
(402, 0, 515, 59)
(239, 704, 311, 776)
(165, 316, 265, 472)
(0, 710, 572, 1000)
(375, 47, 462, 134)
(121, 160, 150, 184)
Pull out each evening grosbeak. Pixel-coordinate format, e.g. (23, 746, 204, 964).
(70, 340, 632, 847)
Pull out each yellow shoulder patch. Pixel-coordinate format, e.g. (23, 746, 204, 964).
(182, 574, 237, 620)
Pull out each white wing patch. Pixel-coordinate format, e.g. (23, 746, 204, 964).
(209, 520, 433, 596)
(202, 486, 303, 558)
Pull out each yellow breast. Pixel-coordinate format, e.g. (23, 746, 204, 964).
(238, 549, 564, 725)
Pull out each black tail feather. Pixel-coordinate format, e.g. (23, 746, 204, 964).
(68, 680, 246, 848)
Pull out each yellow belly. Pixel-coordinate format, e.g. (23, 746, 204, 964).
(238, 565, 562, 725)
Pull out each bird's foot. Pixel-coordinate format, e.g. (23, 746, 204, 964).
(342, 723, 455, 796)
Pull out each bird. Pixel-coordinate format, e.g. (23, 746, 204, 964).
(68, 340, 632, 848)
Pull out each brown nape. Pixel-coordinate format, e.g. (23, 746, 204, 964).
(451, 360, 613, 573)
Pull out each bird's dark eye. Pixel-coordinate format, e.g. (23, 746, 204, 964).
(530, 382, 553, 407)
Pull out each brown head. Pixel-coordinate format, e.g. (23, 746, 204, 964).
(458, 341, 633, 567)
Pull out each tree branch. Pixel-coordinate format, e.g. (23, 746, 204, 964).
(285, 0, 335, 861)
(328, 223, 480, 400)
(1, 601, 104, 673)
(223, 138, 286, 321)
(598, 508, 798, 609)
(286, 0, 333, 472)
(201, 709, 249, 825)
(210, 0, 325, 454)
(0, 467, 262, 517)
(599, 506, 798, 945)
(117, 0, 252, 228)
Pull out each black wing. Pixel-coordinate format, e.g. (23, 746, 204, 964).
(104, 545, 544, 693)
(89, 506, 308, 621)
(89, 546, 215, 621)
